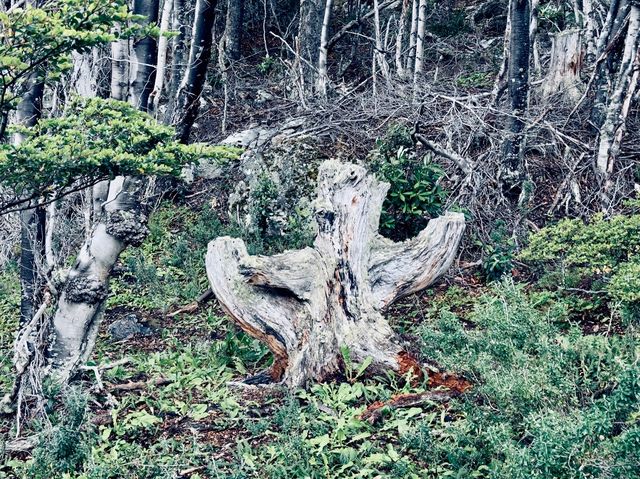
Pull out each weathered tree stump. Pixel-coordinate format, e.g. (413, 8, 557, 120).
(206, 160, 465, 388)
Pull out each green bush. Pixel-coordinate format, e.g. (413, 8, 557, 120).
(0, 262, 19, 391)
(478, 220, 517, 280)
(418, 281, 640, 478)
(26, 388, 94, 479)
(369, 124, 446, 240)
(521, 212, 640, 322)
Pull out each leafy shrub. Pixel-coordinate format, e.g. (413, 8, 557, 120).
(418, 281, 640, 478)
(456, 71, 493, 88)
(370, 124, 446, 240)
(27, 388, 94, 479)
(478, 220, 517, 280)
(521, 212, 640, 321)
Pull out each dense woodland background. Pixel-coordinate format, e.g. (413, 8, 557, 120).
(0, 0, 640, 477)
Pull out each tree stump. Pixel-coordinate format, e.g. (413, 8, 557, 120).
(206, 160, 465, 388)
(542, 29, 583, 101)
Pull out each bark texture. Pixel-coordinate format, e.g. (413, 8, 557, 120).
(206, 160, 465, 388)
(542, 29, 583, 101)
(47, 177, 149, 381)
(501, 0, 530, 189)
(111, 34, 130, 101)
(297, 0, 325, 89)
(130, 0, 160, 111)
(173, 0, 217, 143)
(223, 0, 244, 61)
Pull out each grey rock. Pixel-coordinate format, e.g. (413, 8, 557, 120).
(107, 314, 152, 341)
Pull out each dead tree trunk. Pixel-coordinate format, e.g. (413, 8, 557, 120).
(542, 29, 583, 101)
(206, 160, 465, 388)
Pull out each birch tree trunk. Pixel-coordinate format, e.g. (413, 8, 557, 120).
(316, 0, 334, 97)
(172, 0, 217, 143)
(596, 4, 640, 209)
(150, 0, 173, 115)
(166, 0, 189, 121)
(129, 0, 160, 112)
(111, 33, 130, 101)
(47, 177, 150, 381)
(206, 160, 465, 388)
(412, 0, 427, 88)
(406, 0, 418, 72)
(395, 0, 409, 78)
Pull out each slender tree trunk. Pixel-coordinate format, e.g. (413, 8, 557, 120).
(372, 0, 390, 93)
(297, 0, 325, 91)
(501, 0, 530, 189)
(206, 161, 465, 388)
(14, 76, 45, 327)
(172, 0, 217, 143)
(150, 0, 173, 115)
(166, 0, 189, 121)
(316, 0, 334, 97)
(406, 0, 418, 72)
(492, 0, 511, 104)
(529, 0, 540, 75)
(129, 0, 160, 111)
(412, 0, 427, 88)
(596, 4, 640, 209)
(395, 0, 409, 78)
(223, 0, 244, 61)
(582, 0, 597, 62)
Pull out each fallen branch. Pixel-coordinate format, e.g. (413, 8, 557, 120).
(107, 376, 172, 392)
(3, 435, 38, 453)
(360, 390, 460, 424)
(167, 288, 214, 317)
(414, 133, 472, 175)
(80, 359, 131, 407)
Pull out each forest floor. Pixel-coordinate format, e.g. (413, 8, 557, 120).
(1, 196, 639, 479)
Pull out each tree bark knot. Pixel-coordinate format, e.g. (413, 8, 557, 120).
(106, 209, 149, 246)
(206, 160, 466, 388)
(64, 275, 109, 303)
